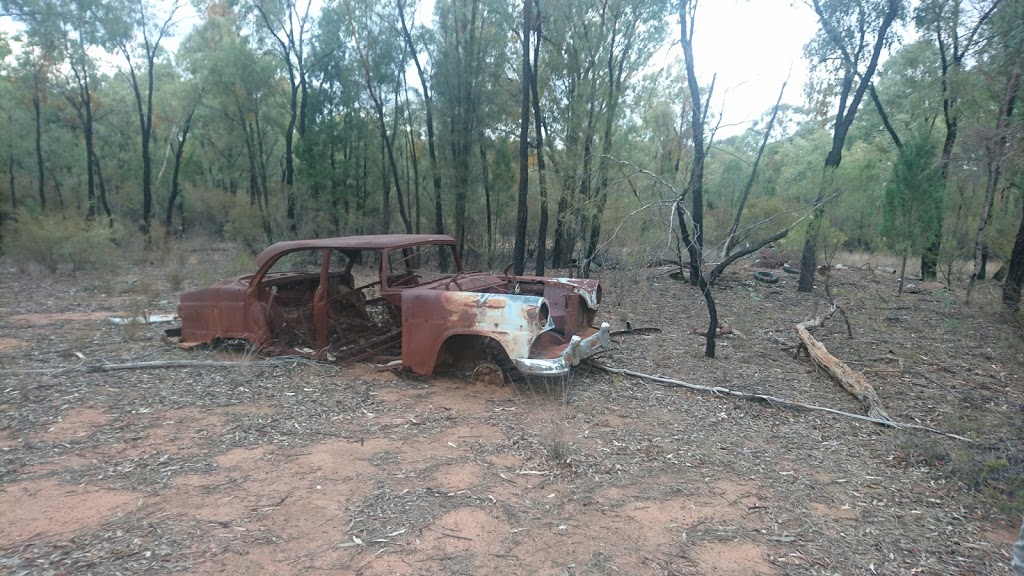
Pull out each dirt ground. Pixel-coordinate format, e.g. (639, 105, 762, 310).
(1, 248, 1022, 575)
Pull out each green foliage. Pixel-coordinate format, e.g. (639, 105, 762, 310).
(223, 201, 270, 255)
(882, 131, 943, 255)
(3, 211, 118, 273)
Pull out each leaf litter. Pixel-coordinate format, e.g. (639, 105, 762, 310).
(0, 252, 1021, 575)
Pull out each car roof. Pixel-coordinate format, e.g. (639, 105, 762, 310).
(255, 234, 457, 268)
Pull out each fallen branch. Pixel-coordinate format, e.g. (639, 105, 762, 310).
(2, 356, 326, 377)
(588, 361, 971, 442)
(795, 304, 891, 421)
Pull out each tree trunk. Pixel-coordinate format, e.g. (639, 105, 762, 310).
(479, 141, 494, 266)
(5, 108, 14, 211)
(680, 2, 705, 287)
(967, 65, 1019, 304)
(1003, 200, 1024, 310)
(512, 0, 532, 276)
(530, 2, 548, 276)
(7, 140, 14, 212)
(898, 248, 908, 295)
(93, 153, 112, 223)
(796, 310, 891, 421)
(551, 193, 570, 269)
(165, 109, 194, 237)
(33, 89, 45, 210)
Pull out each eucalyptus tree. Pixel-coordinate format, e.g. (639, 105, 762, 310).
(160, 74, 202, 237)
(914, 0, 1003, 280)
(111, 0, 181, 236)
(244, 0, 316, 236)
(542, 0, 669, 274)
(511, 0, 530, 276)
(2, 0, 123, 219)
(529, 0, 549, 275)
(397, 0, 446, 255)
(432, 0, 512, 255)
(180, 2, 278, 241)
(341, 0, 413, 234)
(0, 33, 17, 211)
(304, 3, 362, 235)
(973, 0, 1024, 308)
(18, 45, 53, 210)
(882, 129, 943, 293)
(797, 0, 904, 293)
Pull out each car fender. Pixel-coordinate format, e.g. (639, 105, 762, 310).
(400, 290, 552, 375)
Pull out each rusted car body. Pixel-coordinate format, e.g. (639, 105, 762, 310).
(175, 234, 611, 377)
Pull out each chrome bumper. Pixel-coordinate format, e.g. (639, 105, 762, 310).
(513, 322, 612, 376)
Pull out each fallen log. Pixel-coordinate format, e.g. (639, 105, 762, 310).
(795, 305, 891, 421)
(588, 362, 970, 441)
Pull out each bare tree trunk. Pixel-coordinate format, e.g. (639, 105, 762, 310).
(165, 108, 194, 237)
(967, 65, 1018, 304)
(479, 141, 494, 266)
(898, 248, 908, 295)
(1004, 201, 1024, 310)
(530, 0, 548, 276)
(679, 2, 707, 286)
(32, 89, 45, 210)
(93, 152, 112, 224)
(512, 0, 532, 276)
(404, 86, 421, 234)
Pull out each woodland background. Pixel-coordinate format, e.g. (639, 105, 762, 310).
(0, 0, 1021, 309)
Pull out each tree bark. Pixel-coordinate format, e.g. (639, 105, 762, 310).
(32, 86, 45, 210)
(165, 107, 194, 237)
(1004, 201, 1024, 310)
(530, 0, 548, 276)
(796, 308, 891, 421)
(93, 152, 112, 223)
(479, 141, 494, 265)
(512, 0, 532, 276)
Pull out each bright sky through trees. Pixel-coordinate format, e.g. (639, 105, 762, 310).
(1, 0, 817, 137)
(670, 0, 820, 134)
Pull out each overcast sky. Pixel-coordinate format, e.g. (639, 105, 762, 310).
(677, 0, 820, 134)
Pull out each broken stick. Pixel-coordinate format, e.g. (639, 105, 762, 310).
(795, 305, 891, 422)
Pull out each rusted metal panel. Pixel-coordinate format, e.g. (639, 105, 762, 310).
(400, 291, 553, 375)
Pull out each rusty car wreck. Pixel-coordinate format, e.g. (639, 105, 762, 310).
(173, 234, 611, 377)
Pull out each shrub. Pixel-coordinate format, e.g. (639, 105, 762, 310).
(224, 201, 270, 255)
(2, 211, 118, 274)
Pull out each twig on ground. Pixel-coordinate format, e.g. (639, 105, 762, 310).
(587, 361, 972, 442)
(2, 356, 328, 377)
